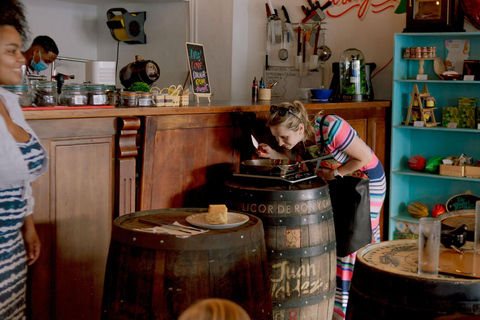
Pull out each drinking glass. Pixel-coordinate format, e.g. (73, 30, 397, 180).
(418, 217, 441, 276)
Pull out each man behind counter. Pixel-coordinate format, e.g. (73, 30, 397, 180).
(22, 35, 58, 74)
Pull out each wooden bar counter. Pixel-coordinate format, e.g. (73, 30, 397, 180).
(24, 100, 390, 320)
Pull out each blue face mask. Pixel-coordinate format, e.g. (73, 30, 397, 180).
(30, 51, 48, 72)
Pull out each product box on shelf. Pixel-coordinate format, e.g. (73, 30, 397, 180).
(458, 97, 478, 128)
(465, 165, 480, 178)
(439, 164, 466, 177)
(442, 106, 459, 127)
(477, 107, 480, 129)
(393, 220, 419, 240)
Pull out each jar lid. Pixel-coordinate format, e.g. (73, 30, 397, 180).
(64, 83, 86, 90)
(3, 84, 28, 89)
(86, 83, 106, 90)
(120, 91, 138, 96)
(36, 81, 57, 88)
(137, 92, 152, 96)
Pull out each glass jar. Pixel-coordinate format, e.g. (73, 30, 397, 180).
(34, 81, 57, 107)
(3, 84, 32, 107)
(86, 84, 107, 106)
(137, 92, 153, 107)
(339, 48, 366, 102)
(119, 91, 138, 108)
(59, 83, 87, 106)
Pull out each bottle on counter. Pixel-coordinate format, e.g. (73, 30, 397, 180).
(252, 77, 258, 102)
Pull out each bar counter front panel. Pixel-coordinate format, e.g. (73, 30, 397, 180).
(24, 100, 390, 320)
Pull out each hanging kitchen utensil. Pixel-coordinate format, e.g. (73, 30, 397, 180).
(273, 9, 282, 44)
(278, 31, 289, 61)
(296, 26, 302, 69)
(281, 6, 296, 43)
(309, 25, 320, 69)
(318, 30, 332, 62)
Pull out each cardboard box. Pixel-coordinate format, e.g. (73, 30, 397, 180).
(465, 165, 480, 178)
(442, 107, 459, 127)
(439, 164, 465, 177)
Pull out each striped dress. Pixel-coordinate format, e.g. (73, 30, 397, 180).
(311, 114, 387, 319)
(0, 135, 47, 320)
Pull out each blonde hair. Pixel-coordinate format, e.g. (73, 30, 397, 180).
(267, 100, 316, 142)
(178, 298, 251, 320)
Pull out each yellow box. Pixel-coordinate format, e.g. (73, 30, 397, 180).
(439, 164, 465, 177)
(465, 165, 480, 178)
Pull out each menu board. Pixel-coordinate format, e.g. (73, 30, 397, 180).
(186, 42, 211, 101)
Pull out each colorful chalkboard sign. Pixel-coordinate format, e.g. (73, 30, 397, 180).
(186, 42, 211, 103)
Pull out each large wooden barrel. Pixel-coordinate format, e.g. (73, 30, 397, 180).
(101, 208, 272, 320)
(347, 240, 480, 320)
(226, 179, 336, 320)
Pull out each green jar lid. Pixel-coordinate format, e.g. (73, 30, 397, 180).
(3, 84, 28, 89)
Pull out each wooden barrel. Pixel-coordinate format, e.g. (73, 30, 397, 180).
(101, 208, 272, 320)
(346, 240, 480, 320)
(226, 179, 336, 320)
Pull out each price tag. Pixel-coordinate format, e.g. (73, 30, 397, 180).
(464, 75, 475, 81)
(416, 74, 428, 80)
(447, 122, 458, 129)
(413, 121, 425, 127)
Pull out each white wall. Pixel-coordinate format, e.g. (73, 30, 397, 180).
(22, 0, 97, 83)
(20, 0, 479, 101)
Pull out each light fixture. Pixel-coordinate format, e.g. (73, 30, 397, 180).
(106, 8, 146, 45)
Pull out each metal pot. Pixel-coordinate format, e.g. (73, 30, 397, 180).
(241, 159, 298, 175)
(241, 155, 333, 175)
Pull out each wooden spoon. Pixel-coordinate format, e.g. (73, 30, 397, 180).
(434, 57, 446, 80)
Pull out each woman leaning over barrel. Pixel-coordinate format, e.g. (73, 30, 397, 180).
(0, 1, 48, 318)
(257, 100, 386, 319)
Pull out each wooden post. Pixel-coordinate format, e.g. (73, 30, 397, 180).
(116, 117, 140, 216)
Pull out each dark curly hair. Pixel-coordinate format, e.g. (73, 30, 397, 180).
(32, 35, 58, 55)
(0, 0, 29, 42)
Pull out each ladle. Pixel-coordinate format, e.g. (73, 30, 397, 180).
(278, 31, 289, 61)
(318, 31, 332, 62)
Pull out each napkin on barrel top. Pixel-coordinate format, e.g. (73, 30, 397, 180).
(134, 221, 208, 238)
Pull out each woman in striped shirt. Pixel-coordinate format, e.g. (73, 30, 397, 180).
(0, 1, 48, 318)
(257, 101, 386, 320)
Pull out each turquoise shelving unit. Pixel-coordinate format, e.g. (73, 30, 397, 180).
(389, 32, 480, 240)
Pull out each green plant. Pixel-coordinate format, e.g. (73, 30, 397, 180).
(129, 82, 150, 92)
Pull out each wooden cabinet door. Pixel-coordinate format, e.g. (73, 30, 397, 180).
(139, 114, 237, 210)
(27, 118, 116, 320)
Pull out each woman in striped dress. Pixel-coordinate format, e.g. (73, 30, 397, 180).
(0, 1, 48, 318)
(257, 101, 386, 320)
